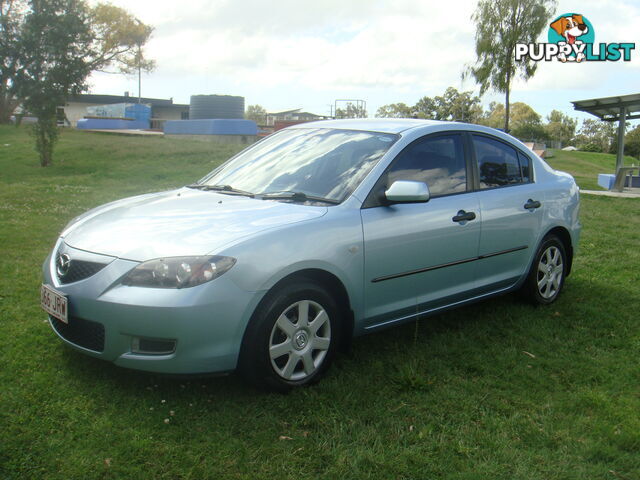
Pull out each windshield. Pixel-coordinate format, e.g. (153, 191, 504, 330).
(199, 128, 398, 203)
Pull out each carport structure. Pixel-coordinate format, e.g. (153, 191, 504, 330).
(572, 93, 640, 174)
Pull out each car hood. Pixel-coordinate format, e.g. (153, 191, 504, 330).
(62, 188, 327, 260)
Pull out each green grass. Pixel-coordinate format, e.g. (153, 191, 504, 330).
(545, 149, 638, 191)
(1, 126, 639, 479)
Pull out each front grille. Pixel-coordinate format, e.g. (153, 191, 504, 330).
(50, 315, 105, 352)
(58, 260, 107, 284)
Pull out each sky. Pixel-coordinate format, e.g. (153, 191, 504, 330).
(87, 0, 640, 125)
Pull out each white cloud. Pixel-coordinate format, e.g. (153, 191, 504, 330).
(86, 0, 639, 117)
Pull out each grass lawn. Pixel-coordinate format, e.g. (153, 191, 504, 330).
(1, 126, 639, 479)
(545, 149, 638, 191)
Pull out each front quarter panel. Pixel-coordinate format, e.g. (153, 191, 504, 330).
(219, 205, 365, 329)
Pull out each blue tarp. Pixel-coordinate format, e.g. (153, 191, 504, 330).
(86, 103, 151, 121)
(124, 104, 151, 122)
(164, 119, 258, 135)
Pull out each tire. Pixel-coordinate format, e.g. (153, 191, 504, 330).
(522, 235, 567, 305)
(238, 280, 341, 391)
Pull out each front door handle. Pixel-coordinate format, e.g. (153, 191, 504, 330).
(452, 210, 476, 223)
(524, 199, 541, 210)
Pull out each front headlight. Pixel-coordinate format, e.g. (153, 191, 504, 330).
(122, 256, 236, 289)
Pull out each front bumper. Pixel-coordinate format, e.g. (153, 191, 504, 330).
(43, 240, 264, 374)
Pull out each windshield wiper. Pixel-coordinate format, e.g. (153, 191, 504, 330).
(260, 191, 341, 205)
(186, 184, 255, 197)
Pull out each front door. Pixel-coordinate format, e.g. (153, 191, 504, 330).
(360, 133, 481, 329)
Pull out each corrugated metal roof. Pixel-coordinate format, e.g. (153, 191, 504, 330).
(572, 93, 640, 121)
(68, 94, 189, 108)
(268, 109, 302, 115)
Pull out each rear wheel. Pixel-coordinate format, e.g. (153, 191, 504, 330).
(239, 281, 340, 391)
(522, 235, 567, 305)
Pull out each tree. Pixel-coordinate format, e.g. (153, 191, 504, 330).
(14, 0, 94, 166)
(335, 102, 366, 119)
(0, 0, 28, 123)
(625, 125, 640, 160)
(464, 0, 557, 132)
(4, 0, 154, 166)
(478, 101, 545, 139)
(96, 3, 156, 102)
(479, 101, 506, 129)
(375, 102, 413, 118)
(544, 110, 577, 146)
(245, 104, 267, 124)
(509, 102, 546, 140)
(414, 87, 483, 123)
(574, 119, 617, 153)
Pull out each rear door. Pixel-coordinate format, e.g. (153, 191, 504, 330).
(470, 134, 542, 292)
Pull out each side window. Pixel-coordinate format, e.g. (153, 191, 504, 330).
(517, 151, 532, 183)
(387, 135, 467, 197)
(473, 135, 523, 189)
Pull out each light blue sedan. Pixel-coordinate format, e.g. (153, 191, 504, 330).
(42, 119, 581, 390)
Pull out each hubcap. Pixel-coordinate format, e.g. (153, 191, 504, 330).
(536, 246, 564, 299)
(269, 300, 331, 381)
(293, 331, 308, 350)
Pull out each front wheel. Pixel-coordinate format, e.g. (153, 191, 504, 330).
(522, 235, 567, 305)
(239, 281, 341, 391)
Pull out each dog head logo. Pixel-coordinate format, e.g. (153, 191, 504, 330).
(550, 15, 589, 45)
(547, 13, 595, 62)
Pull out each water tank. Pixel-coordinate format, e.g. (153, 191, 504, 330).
(189, 95, 245, 120)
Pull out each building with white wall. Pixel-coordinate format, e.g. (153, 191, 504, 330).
(63, 94, 189, 127)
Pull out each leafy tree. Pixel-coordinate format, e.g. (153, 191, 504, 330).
(625, 125, 640, 160)
(4, 0, 154, 166)
(574, 119, 617, 153)
(413, 96, 438, 120)
(436, 87, 483, 123)
(245, 104, 267, 124)
(95, 4, 156, 102)
(335, 102, 366, 119)
(544, 110, 577, 146)
(479, 101, 506, 129)
(413, 87, 483, 123)
(508, 102, 545, 140)
(14, 0, 94, 166)
(464, 0, 556, 132)
(1, 1, 31, 123)
(375, 102, 413, 118)
(479, 101, 546, 140)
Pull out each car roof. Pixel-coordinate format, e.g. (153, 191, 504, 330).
(286, 118, 447, 134)
(285, 118, 536, 157)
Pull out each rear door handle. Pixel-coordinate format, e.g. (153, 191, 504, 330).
(524, 199, 541, 210)
(452, 210, 476, 223)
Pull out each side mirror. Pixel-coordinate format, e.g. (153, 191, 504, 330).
(384, 180, 430, 203)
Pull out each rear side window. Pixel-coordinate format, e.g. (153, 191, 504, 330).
(387, 134, 467, 197)
(518, 151, 532, 183)
(473, 135, 527, 189)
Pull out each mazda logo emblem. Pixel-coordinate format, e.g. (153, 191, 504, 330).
(56, 253, 71, 277)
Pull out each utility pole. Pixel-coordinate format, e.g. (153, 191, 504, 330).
(137, 45, 142, 104)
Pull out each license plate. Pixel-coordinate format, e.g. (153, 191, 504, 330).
(41, 284, 68, 324)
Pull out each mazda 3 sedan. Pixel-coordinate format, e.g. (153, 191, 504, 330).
(42, 119, 580, 390)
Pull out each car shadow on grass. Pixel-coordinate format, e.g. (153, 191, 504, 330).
(56, 274, 625, 406)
